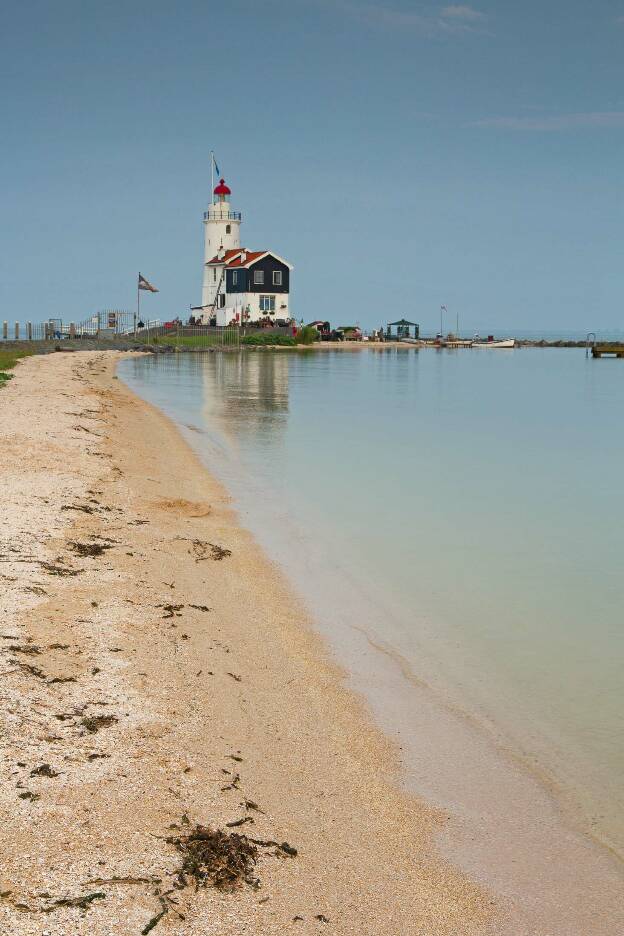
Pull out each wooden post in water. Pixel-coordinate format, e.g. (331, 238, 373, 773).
(27, 322, 32, 340)
(69, 322, 76, 339)
(2, 321, 7, 340)
(14, 322, 19, 340)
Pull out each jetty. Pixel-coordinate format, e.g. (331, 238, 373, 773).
(591, 344, 624, 358)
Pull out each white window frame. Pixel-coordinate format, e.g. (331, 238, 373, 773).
(232, 271, 239, 285)
(213, 267, 217, 282)
(259, 295, 275, 313)
(272, 270, 282, 286)
(254, 269, 264, 285)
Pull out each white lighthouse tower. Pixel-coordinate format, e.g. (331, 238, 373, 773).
(201, 178, 242, 309)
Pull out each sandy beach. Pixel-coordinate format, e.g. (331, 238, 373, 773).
(0, 350, 494, 935)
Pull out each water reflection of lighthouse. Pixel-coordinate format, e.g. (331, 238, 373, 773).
(202, 353, 291, 449)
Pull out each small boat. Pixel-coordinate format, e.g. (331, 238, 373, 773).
(472, 338, 515, 349)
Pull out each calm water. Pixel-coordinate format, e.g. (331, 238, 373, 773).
(120, 348, 624, 857)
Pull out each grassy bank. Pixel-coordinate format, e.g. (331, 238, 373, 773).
(152, 334, 221, 348)
(0, 348, 32, 385)
(152, 329, 318, 349)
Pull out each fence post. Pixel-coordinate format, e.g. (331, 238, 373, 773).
(69, 322, 76, 339)
(2, 321, 7, 340)
(14, 322, 19, 340)
(27, 322, 32, 340)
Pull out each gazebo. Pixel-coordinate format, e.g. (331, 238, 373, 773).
(386, 319, 419, 340)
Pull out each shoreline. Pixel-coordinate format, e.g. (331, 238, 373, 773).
(121, 349, 624, 936)
(0, 350, 493, 935)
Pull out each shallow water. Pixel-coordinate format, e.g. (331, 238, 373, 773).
(120, 348, 624, 867)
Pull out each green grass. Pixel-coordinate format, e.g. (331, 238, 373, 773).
(151, 334, 222, 347)
(151, 331, 318, 349)
(241, 333, 297, 346)
(0, 347, 32, 384)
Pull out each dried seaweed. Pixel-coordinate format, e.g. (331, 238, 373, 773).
(44, 892, 105, 911)
(167, 826, 259, 891)
(190, 541, 231, 562)
(157, 603, 184, 619)
(38, 561, 83, 577)
(80, 714, 118, 734)
(30, 764, 58, 778)
(13, 661, 47, 679)
(69, 541, 112, 558)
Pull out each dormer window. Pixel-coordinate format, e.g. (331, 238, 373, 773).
(272, 270, 282, 286)
(254, 270, 264, 285)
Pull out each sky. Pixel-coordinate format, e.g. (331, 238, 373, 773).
(1, 0, 624, 333)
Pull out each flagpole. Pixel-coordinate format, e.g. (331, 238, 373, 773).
(136, 274, 139, 335)
(210, 150, 214, 203)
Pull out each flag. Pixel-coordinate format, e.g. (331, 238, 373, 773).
(138, 273, 158, 293)
(212, 153, 220, 176)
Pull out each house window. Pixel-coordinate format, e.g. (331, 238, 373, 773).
(226, 224, 231, 234)
(272, 270, 282, 286)
(259, 295, 275, 313)
(254, 270, 264, 285)
(213, 268, 217, 282)
(232, 271, 239, 285)
(218, 294, 225, 308)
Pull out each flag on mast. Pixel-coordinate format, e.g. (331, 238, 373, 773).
(138, 273, 158, 293)
(212, 153, 220, 176)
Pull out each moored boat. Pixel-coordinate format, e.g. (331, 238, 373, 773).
(473, 337, 515, 349)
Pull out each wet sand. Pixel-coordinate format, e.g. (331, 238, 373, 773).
(0, 350, 493, 935)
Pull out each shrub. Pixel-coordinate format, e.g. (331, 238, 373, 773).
(241, 334, 296, 346)
(295, 325, 319, 345)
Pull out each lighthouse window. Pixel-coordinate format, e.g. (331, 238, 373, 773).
(272, 270, 282, 286)
(259, 295, 275, 313)
(226, 224, 231, 234)
(213, 268, 217, 282)
(253, 270, 264, 285)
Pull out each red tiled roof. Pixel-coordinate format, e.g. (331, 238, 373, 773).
(207, 248, 244, 265)
(226, 251, 266, 268)
(208, 248, 292, 270)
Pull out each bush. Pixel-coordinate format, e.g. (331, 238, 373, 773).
(295, 325, 319, 345)
(241, 334, 296, 346)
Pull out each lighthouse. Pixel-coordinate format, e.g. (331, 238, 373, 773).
(201, 179, 242, 308)
(196, 173, 293, 326)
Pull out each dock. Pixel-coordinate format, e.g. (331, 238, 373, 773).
(591, 344, 624, 358)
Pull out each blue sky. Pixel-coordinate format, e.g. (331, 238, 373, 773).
(1, 1, 623, 333)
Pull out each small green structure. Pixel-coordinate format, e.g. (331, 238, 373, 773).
(386, 319, 419, 340)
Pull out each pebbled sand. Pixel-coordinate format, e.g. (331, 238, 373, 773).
(0, 350, 495, 935)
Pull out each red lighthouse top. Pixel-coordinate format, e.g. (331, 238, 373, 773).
(214, 178, 231, 195)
